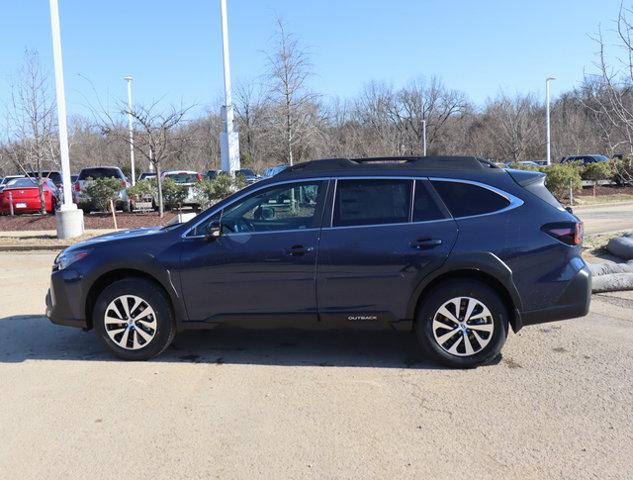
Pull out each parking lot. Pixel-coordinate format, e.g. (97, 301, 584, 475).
(0, 250, 631, 479)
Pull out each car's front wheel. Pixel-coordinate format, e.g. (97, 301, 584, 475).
(415, 280, 508, 368)
(93, 278, 175, 360)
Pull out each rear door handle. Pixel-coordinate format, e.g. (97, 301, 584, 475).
(410, 237, 442, 249)
(287, 244, 313, 256)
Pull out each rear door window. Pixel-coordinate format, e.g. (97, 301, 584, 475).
(333, 179, 412, 227)
(413, 181, 448, 222)
(431, 180, 510, 218)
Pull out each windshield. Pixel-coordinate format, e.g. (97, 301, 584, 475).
(79, 168, 123, 180)
(1, 176, 23, 185)
(6, 178, 39, 188)
(165, 172, 199, 183)
(237, 169, 256, 177)
(27, 172, 62, 183)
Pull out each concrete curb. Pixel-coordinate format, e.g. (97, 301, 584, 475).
(0, 245, 67, 252)
(573, 201, 633, 210)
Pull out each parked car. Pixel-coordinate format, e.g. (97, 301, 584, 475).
(262, 164, 289, 178)
(206, 169, 224, 180)
(560, 154, 609, 164)
(525, 160, 548, 167)
(512, 161, 541, 168)
(0, 177, 58, 214)
(46, 156, 591, 367)
(207, 169, 259, 184)
(138, 172, 157, 182)
(235, 168, 260, 184)
(0, 175, 26, 193)
(73, 166, 130, 212)
(160, 170, 203, 208)
(70, 174, 78, 183)
(26, 170, 63, 188)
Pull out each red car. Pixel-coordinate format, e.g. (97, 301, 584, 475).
(0, 177, 58, 214)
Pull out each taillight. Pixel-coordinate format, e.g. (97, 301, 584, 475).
(73, 182, 80, 192)
(542, 222, 583, 246)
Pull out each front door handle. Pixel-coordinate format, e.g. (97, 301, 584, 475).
(287, 244, 313, 256)
(410, 237, 442, 249)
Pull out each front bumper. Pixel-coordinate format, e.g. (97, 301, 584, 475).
(45, 268, 88, 329)
(520, 265, 592, 326)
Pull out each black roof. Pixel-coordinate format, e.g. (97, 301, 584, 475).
(277, 156, 497, 177)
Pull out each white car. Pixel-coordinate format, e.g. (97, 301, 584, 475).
(73, 166, 131, 212)
(159, 170, 203, 208)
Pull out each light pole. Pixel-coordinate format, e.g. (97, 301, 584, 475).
(219, 0, 240, 173)
(124, 75, 136, 185)
(49, 0, 83, 239)
(422, 119, 427, 156)
(546, 76, 556, 166)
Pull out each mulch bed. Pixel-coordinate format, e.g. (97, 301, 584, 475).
(0, 211, 178, 232)
(578, 185, 633, 196)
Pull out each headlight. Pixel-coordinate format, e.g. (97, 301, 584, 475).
(54, 249, 90, 270)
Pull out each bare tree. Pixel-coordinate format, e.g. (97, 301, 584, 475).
(265, 18, 319, 165)
(389, 77, 470, 155)
(583, 4, 633, 156)
(234, 81, 269, 168)
(93, 99, 195, 217)
(125, 102, 195, 217)
(476, 93, 542, 162)
(3, 49, 57, 214)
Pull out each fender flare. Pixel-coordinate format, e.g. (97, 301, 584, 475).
(81, 253, 188, 327)
(406, 252, 524, 330)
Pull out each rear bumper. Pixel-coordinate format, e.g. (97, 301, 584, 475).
(520, 265, 592, 326)
(45, 269, 88, 329)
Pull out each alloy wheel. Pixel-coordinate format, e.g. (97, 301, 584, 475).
(432, 296, 494, 357)
(104, 295, 157, 350)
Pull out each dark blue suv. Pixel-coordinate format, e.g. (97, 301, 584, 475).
(46, 157, 591, 367)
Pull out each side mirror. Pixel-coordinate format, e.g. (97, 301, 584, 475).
(565, 206, 574, 214)
(205, 220, 222, 241)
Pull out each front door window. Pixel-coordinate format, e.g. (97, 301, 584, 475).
(188, 181, 325, 236)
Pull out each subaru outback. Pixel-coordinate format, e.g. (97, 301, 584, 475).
(46, 156, 591, 368)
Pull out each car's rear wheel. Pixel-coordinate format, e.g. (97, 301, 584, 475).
(93, 278, 175, 360)
(415, 280, 508, 368)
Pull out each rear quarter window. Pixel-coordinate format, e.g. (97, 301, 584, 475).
(431, 180, 510, 218)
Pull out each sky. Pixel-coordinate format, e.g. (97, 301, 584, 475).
(0, 0, 625, 117)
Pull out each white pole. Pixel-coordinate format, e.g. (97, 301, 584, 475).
(124, 75, 136, 185)
(49, 0, 83, 239)
(49, 0, 72, 208)
(546, 76, 556, 166)
(219, 0, 240, 173)
(422, 119, 427, 156)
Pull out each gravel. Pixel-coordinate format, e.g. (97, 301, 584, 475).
(1, 251, 632, 480)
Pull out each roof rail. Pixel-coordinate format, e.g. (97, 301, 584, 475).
(352, 156, 495, 169)
(278, 156, 497, 175)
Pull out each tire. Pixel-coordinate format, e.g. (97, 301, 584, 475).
(415, 280, 508, 368)
(93, 278, 175, 360)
